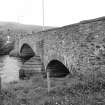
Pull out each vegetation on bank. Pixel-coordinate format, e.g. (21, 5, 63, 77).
(1, 69, 105, 105)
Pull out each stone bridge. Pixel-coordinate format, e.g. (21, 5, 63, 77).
(11, 16, 105, 79)
(14, 33, 70, 78)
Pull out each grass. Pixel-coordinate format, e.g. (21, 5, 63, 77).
(1, 70, 105, 105)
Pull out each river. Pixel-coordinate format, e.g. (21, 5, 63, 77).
(0, 55, 22, 84)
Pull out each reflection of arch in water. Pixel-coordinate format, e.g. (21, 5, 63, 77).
(46, 59, 70, 78)
(20, 43, 35, 61)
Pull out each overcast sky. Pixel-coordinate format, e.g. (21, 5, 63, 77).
(0, 0, 105, 26)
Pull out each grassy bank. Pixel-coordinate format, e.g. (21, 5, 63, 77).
(1, 71, 105, 105)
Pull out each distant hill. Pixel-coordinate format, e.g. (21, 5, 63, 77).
(0, 22, 53, 33)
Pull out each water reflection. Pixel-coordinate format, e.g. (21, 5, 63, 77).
(0, 55, 22, 83)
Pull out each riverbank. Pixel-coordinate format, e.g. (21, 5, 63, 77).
(1, 70, 105, 105)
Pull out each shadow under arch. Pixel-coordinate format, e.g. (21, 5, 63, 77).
(46, 59, 70, 78)
(20, 43, 35, 61)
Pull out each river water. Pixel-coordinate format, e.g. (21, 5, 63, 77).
(0, 55, 22, 84)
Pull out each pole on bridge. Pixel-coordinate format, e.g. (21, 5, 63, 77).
(41, 39, 51, 93)
(42, 0, 51, 93)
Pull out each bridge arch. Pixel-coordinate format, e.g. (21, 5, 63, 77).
(18, 36, 42, 61)
(18, 36, 40, 55)
(20, 43, 35, 61)
(46, 59, 70, 77)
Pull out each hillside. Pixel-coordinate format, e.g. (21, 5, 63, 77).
(0, 22, 53, 40)
(0, 22, 54, 47)
(0, 22, 52, 32)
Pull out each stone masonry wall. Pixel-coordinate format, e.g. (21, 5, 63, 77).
(36, 17, 105, 74)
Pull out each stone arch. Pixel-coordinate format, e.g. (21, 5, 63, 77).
(20, 43, 35, 61)
(44, 53, 68, 69)
(18, 37, 38, 55)
(46, 59, 70, 77)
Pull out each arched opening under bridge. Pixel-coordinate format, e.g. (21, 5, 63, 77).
(20, 43, 35, 61)
(46, 60, 70, 78)
(19, 43, 42, 79)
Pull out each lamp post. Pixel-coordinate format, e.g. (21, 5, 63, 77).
(42, 0, 45, 31)
(42, 0, 51, 92)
